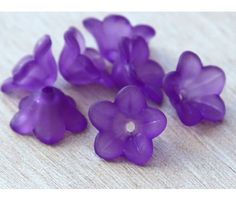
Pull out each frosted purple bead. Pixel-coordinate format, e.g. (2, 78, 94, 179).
(112, 36, 165, 104)
(10, 86, 87, 145)
(89, 85, 167, 166)
(59, 27, 114, 88)
(83, 15, 156, 63)
(163, 51, 226, 126)
(1, 35, 57, 94)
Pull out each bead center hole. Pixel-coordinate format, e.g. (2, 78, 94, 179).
(125, 121, 136, 133)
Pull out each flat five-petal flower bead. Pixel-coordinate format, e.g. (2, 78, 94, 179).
(89, 85, 167, 166)
(163, 51, 226, 126)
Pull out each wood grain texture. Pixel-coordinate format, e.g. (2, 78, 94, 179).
(0, 12, 236, 189)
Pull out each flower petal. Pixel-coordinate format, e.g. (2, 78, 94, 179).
(19, 96, 32, 109)
(89, 101, 118, 132)
(118, 36, 149, 66)
(65, 27, 85, 52)
(163, 72, 182, 106)
(123, 134, 153, 166)
(12, 55, 34, 75)
(94, 132, 124, 160)
(130, 37, 150, 66)
(115, 85, 147, 116)
(61, 55, 100, 85)
(1, 78, 16, 93)
(33, 35, 57, 85)
(10, 101, 38, 135)
(34, 35, 54, 57)
(143, 85, 164, 104)
(132, 25, 156, 41)
(84, 48, 114, 87)
(59, 27, 83, 69)
(136, 60, 165, 87)
(194, 95, 225, 121)
(176, 101, 202, 126)
(83, 17, 103, 41)
(137, 107, 167, 139)
(187, 66, 226, 98)
(62, 96, 87, 133)
(118, 37, 132, 63)
(111, 112, 128, 138)
(177, 51, 202, 78)
(112, 63, 133, 88)
(34, 102, 65, 145)
(13, 59, 47, 89)
(102, 15, 131, 48)
(64, 108, 87, 133)
(84, 48, 106, 71)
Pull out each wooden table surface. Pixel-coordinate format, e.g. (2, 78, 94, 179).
(0, 12, 236, 188)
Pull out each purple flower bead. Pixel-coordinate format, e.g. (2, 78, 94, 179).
(10, 86, 87, 145)
(89, 85, 167, 166)
(1, 35, 57, 94)
(59, 27, 114, 88)
(83, 15, 156, 63)
(163, 51, 226, 126)
(112, 36, 165, 104)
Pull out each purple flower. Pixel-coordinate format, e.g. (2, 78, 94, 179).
(10, 86, 87, 145)
(59, 27, 114, 88)
(163, 51, 226, 126)
(89, 85, 167, 166)
(1, 35, 57, 94)
(112, 36, 165, 104)
(83, 15, 156, 63)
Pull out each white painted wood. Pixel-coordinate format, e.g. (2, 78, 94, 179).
(0, 13, 236, 188)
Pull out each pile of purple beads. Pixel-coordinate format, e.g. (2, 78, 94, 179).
(1, 15, 226, 166)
